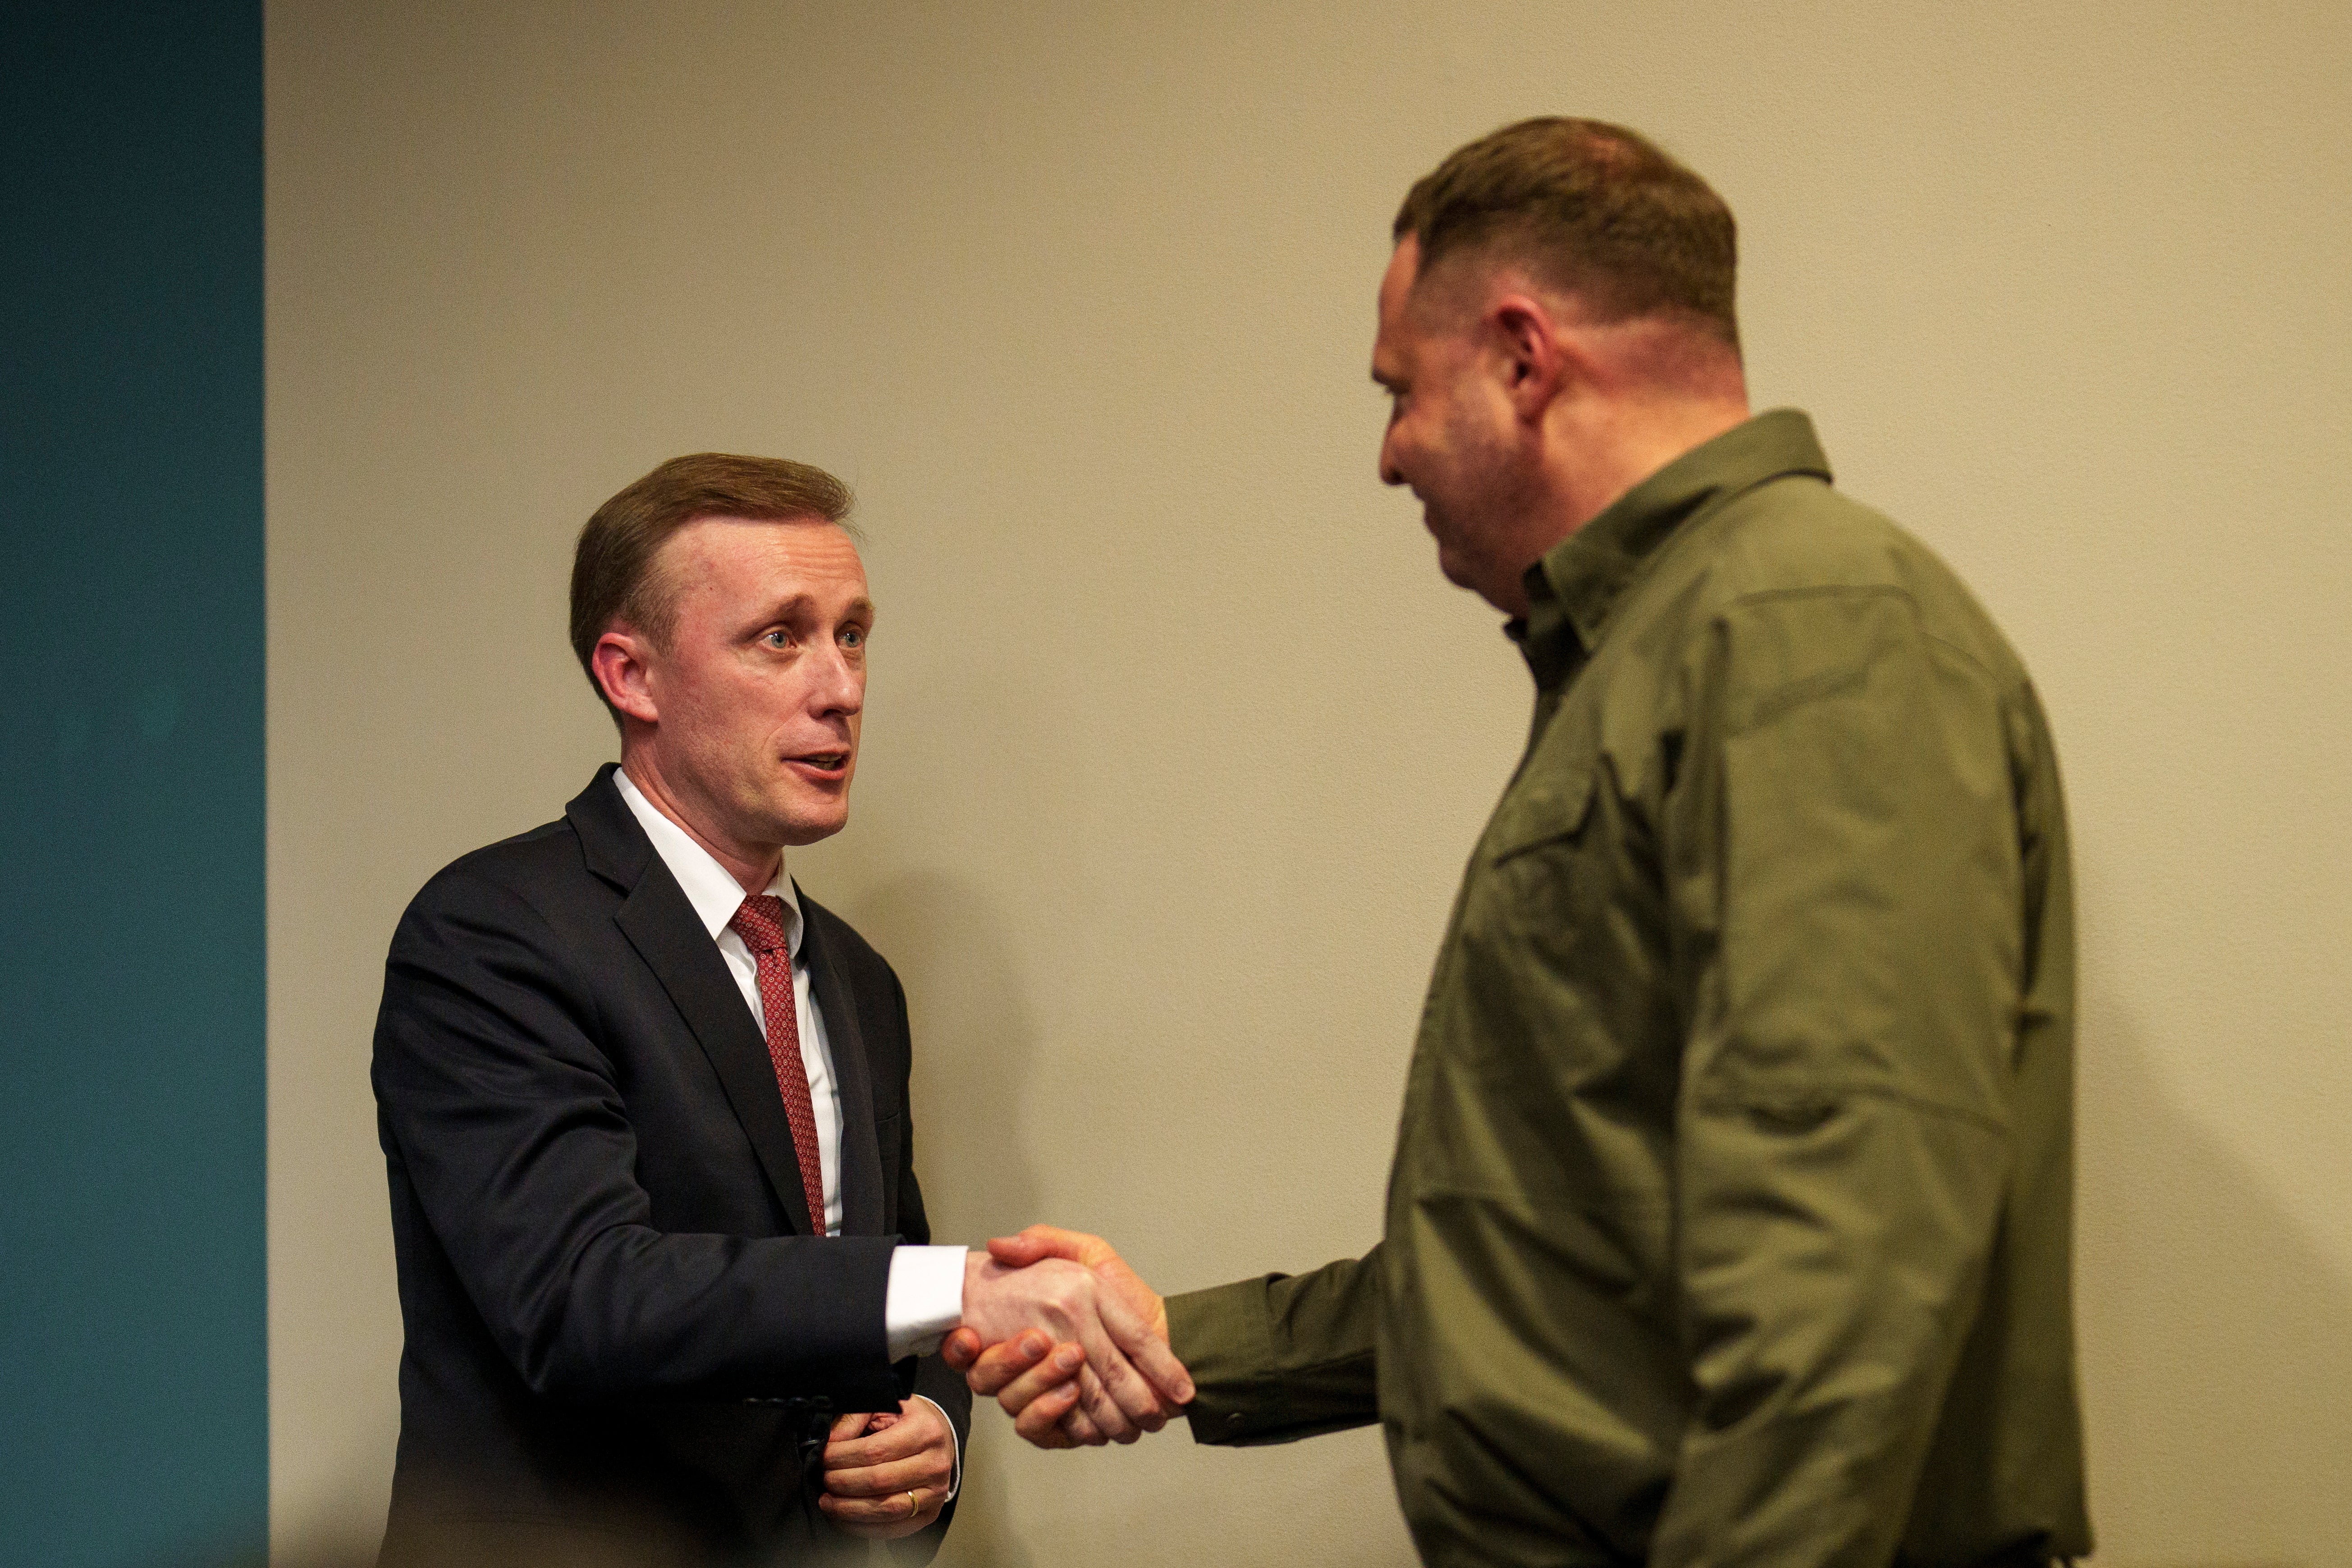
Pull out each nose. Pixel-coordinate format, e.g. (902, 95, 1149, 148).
(1378, 421, 1405, 488)
(810, 639, 864, 718)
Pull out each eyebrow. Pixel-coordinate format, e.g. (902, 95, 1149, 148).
(748, 593, 876, 627)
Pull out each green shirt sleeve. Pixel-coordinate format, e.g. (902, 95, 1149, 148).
(1652, 586, 2023, 1567)
(1164, 1247, 1382, 1447)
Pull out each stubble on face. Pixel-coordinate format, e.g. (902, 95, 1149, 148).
(1374, 239, 1544, 616)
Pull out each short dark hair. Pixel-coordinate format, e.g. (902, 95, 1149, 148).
(1394, 117, 1739, 350)
(569, 453, 855, 724)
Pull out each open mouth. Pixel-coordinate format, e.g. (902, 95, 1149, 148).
(788, 751, 850, 775)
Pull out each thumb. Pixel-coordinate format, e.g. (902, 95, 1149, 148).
(985, 1233, 1056, 1266)
(988, 1224, 1093, 1267)
(827, 1410, 871, 1444)
(941, 1326, 983, 1370)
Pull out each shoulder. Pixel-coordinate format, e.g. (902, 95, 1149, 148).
(396, 816, 598, 940)
(1679, 476, 2030, 693)
(796, 891, 914, 1056)
(798, 890, 897, 987)
(1699, 475, 1928, 596)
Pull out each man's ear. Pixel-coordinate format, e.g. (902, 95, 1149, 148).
(1489, 293, 1570, 423)
(591, 627, 661, 726)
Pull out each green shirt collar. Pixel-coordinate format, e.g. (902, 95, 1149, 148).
(1512, 408, 1833, 686)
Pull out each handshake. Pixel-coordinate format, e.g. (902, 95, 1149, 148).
(950, 1224, 1190, 1447)
(819, 1224, 1177, 1539)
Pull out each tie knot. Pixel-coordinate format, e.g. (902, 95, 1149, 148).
(729, 895, 793, 955)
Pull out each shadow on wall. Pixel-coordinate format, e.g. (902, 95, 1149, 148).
(834, 869, 1046, 1568)
(2076, 999, 2352, 1568)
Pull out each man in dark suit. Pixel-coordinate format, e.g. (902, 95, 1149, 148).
(371, 453, 1191, 1565)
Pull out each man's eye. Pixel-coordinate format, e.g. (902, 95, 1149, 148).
(763, 630, 792, 649)
(840, 626, 865, 650)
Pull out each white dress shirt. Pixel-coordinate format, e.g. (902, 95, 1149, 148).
(615, 771, 965, 1489)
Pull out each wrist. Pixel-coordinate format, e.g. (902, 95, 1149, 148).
(883, 1244, 970, 1361)
(958, 1249, 1004, 1339)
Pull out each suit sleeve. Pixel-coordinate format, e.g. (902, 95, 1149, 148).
(1164, 1248, 1383, 1446)
(1651, 587, 2023, 1567)
(373, 868, 903, 1410)
(879, 958, 971, 1566)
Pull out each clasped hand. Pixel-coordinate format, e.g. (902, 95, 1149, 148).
(947, 1225, 1187, 1448)
(819, 1398, 955, 1539)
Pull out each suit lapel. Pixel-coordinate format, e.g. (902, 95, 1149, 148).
(799, 893, 886, 1238)
(570, 767, 821, 1239)
(614, 877, 822, 1239)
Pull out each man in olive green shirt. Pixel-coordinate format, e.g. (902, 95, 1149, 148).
(950, 118, 2091, 1568)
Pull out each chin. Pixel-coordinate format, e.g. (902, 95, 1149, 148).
(1434, 544, 1481, 595)
(776, 805, 851, 848)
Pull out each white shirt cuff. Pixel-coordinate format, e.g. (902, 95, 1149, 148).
(911, 1394, 963, 1501)
(884, 1243, 968, 1361)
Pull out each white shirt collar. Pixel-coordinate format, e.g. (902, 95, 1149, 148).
(613, 767, 801, 957)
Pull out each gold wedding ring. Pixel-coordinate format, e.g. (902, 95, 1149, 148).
(904, 1489, 920, 1518)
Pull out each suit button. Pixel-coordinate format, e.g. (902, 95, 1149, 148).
(1226, 1413, 1245, 1430)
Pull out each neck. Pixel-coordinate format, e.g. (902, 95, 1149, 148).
(1484, 392, 1748, 619)
(1555, 392, 1751, 535)
(619, 748, 782, 895)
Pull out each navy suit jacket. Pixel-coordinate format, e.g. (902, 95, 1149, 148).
(372, 765, 970, 1565)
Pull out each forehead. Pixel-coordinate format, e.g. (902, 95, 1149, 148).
(1373, 236, 1456, 374)
(1373, 238, 1417, 357)
(1378, 235, 1421, 319)
(661, 514, 868, 604)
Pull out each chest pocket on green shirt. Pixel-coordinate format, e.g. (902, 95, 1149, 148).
(1436, 736, 1644, 1134)
(1485, 763, 1598, 863)
(1460, 733, 1605, 983)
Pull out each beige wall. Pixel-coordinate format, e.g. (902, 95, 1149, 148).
(267, 4, 2352, 1563)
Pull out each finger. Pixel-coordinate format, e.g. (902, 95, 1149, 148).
(824, 1423, 924, 1470)
(1060, 1281, 1162, 1433)
(1072, 1310, 1167, 1433)
(1082, 1360, 1155, 1444)
(1058, 1398, 1107, 1446)
(941, 1326, 983, 1371)
(824, 1417, 954, 1497)
(821, 1449, 955, 1498)
(1086, 1363, 1152, 1439)
(827, 1409, 873, 1445)
(1080, 1364, 1138, 1444)
(991, 1341, 1083, 1417)
(824, 1404, 935, 1470)
(964, 1330, 1051, 1398)
(1013, 1376, 1089, 1447)
(817, 1487, 940, 1536)
(1066, 1328, 1142, 1440)
(1097, 1283, 1196, 1406)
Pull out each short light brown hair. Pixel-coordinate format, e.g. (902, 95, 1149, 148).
(1394, 117, 1739, 350)
(569, 452, 856, 723)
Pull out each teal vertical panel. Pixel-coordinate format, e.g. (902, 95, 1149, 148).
(0, 3, 266, 1565)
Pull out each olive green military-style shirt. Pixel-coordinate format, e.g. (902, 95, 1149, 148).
(1165, 411, 2091, 1568)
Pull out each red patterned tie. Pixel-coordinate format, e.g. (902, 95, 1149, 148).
(728, 895, 829, 1235)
